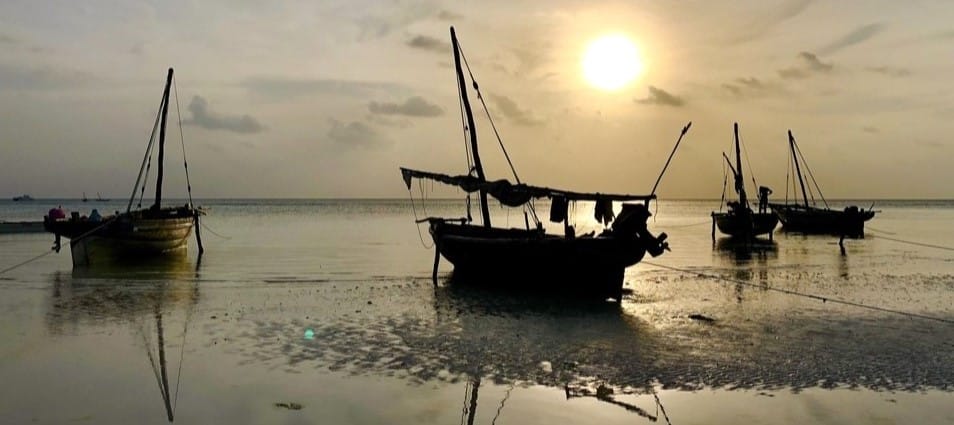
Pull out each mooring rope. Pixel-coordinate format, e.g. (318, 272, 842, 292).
(0, 249, 56, 275)
(642, 261, 954, 325)
(198, 220, 231, 240)
(872, 234, 954, 252)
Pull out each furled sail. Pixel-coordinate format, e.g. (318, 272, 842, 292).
(400, 167, 655, 207)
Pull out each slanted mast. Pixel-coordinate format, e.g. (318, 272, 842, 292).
(450, 27, 491, 227)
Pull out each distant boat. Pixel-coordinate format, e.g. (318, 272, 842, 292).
(45, 68, 205, 266)
(12, 194, 34, 201)
(96, 192, 110, 202)
(82, 192, 89, 202)
(769, 130, 876, 238)
(711, 123, 778, 239)
(399, 28, 672, 302)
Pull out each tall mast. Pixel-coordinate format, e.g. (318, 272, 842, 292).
(451, 27, 491, 227)
(788, 130, 809, 208)
(153, 68, 174, 211)
(733, 123, 747, 208)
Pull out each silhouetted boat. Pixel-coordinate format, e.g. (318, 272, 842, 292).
(96, 192, 110, 202)
(12, 194, 33, 201)
(400, 28, 672, 302)
(45, 68, 204, 266)
(769, 130, 875, 237)
(711, 123, 778, 239)
(82, 192, 89, 202)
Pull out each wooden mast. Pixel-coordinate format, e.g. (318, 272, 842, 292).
(451, 27, 491, 227)
(733, 123, 747, 208)
(788, 130, 810, 208)
(153, 68, 174, 211)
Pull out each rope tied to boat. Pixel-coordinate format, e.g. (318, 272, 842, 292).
(642, 261, 954, 325)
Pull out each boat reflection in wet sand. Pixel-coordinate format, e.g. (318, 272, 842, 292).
(44, 68, 204, 267)
(49, 258, 198, 422)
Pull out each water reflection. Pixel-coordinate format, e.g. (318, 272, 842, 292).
(47, 256, 199, 422)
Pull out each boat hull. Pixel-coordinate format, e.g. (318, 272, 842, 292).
(712, 211, 778, 238)
(770, 204, 874, 237)
(430, 222, 649, 301)
(46, 208, 195, 267)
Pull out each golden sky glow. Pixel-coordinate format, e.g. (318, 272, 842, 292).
(582, 34, 644, 91)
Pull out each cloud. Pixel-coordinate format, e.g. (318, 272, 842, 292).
(862, 126, 879, 134)
(242, 77, 405, 100)
(368, 96, 443, 117)
(354, 4, 435, 40)
(406, 35, 451, 53)
(489, 95, 544, 126)
(0, 33, 17, 44)
(437, 10, 463, 21)
(721, 77, 784, 98)
(0, 63, 96, 90)
(184, 96, 265, 134)
(327, 119, 390, 149)
(866, 66, 911, 77)
(726, 0, 813, 44)
(778, 52, 832, 79)
(818, 23, 885, 55)
(636, 86, 686, 107)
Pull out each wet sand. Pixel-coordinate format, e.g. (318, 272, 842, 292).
(0, 199, 952, 424)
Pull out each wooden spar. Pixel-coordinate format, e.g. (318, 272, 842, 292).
(451, 27, 491, 228)
(153, 68, 174, 211)
(466, 377, 480, 425)
(733, 123, 747, 208)
(788, 130, 810, 208)
(650, 121, 692, 197)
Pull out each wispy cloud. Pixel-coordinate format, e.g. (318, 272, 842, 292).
(406, 35, 451, 54)
(818, 23, 885, 55)
(490, 95, 544, 126)
(368, 96, 443, 117)
(636, 86, 686, 107)
(726, 0, 814, 44)
(437, 10, 463, 21)
(327, 119, 390, 149)
(0, 63, 96, 90)
(722, 77, 784, 98)
(0, 33, 17, 44)
(242, 77, 405, 100)
(778, 52, 833, 79)
(862, 126, 879, 134)
(355, 5, 435, 40)
(866, 66, 911, 77)
(184, 96, 265, 134)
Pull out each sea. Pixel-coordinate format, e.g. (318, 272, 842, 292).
(0, 198, 952, 424)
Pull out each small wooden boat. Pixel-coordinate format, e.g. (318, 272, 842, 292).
(768, 130, 876, 238)
(12, 194, 34, 201)
(711, 123, 778, 239)
(400, 28, 676, 302)
(45, 68, 204, 266)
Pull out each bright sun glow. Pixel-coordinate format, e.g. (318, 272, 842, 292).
(582, 35, 644, 91)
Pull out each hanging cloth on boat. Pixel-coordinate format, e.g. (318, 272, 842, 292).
(549, 196, 568, 223)
(593, 198, 615, 225)
(487, 180, 533, 207)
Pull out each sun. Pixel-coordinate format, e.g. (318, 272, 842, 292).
(582, 35, 644, 91)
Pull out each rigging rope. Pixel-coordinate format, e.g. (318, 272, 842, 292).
(406, 189, 434, 249)
(128, 96, 164, 213)
(738, 131, 759, 204)
(793, 140, 829, 209)
(172, 76, 195, 209)
(457, 44, 541, 227)
(642, 261, 954, 325)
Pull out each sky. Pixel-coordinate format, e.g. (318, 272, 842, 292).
(1, 0, 952, 200)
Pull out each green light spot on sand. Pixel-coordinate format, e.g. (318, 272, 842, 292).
(304, 328, 315, 340)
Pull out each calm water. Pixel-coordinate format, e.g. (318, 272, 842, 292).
(1, 199, 952, 424)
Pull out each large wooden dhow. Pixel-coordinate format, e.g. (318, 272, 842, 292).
(45, 68, 204, 266)
(401, 28, 678, 302)
(769, 130, 876, 237)
(711, 123, 778, 240)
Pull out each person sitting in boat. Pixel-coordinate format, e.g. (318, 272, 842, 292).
(758, 186, 773, 213)
(88, 209, 102, 222)
(611, 203, 669, 257)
